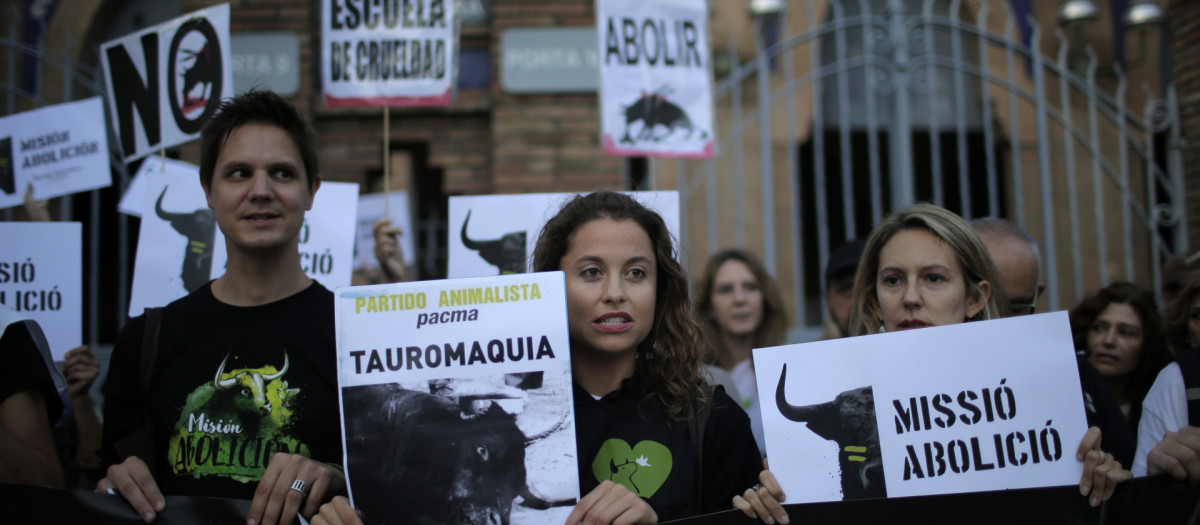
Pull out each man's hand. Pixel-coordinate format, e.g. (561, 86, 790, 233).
(247, 453, 345, 525)
(1146, 426, 1200, 486)
(311, 496, 363, 525)
(565, 480, 657, 525)
(1076, 426, 1133, 507)
(62, 345, 100, 398)
(372, 218, 406, 283)
(96, 456, 165, 523)
(732, 459, 788, 524)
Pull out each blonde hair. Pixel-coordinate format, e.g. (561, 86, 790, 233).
(694, 249, 788, 364)
(848, 203, 1009, 335)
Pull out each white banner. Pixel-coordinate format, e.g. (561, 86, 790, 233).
(447, 191, 679, 278)
(100, 4, 232, 162)
(0, 98, 111, 209)
(754, 312, 1088, 503)
(354, 190, 415, 271)
(211, 181, 360, 290)
(128, 170, 225, 317)
(335, 272, 578, 523)
(0, 222, 82, 359)
(322, 0, 457, 106)
(596, 0, 714, 157)
(117, 156, 201, 217)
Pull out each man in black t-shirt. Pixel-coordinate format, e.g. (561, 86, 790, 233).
(98, 91, 343, 525)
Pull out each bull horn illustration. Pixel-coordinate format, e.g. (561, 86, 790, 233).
(155, 187, 188, 223)
(775, 364, 831, 422)
(460, 210, 481, 250)
(262, 352, 289, 381)
(214, 353, 237, 389)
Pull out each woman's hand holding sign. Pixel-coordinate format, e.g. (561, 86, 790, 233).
(1076, 426, 1132, 507)
(733, 459, 788, 524)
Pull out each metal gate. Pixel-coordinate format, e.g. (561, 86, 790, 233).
(661, 0, 1185, 338)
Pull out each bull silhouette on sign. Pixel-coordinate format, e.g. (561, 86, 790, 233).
(179, 43, 215, 111)
(619, 86, 708, 145)
(775, 364, 887, 500)
(461, 210, 526, 275)
(155, 187, 215, 292)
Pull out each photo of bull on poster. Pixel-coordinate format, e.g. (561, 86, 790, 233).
(322, 0, 458, 106)
(596, 0, 714, 157)
(0, 97, 111, 209)
(128, 169, 225, 317)
(0, 222, 82, 360)
(335, 272, 579, 524)
(446, 191, 679, 278)
(354, 191, 415, 271)
(117, 156, 201, 217)
(100, 4, 232, 163)
(754, 312, 1088, 504)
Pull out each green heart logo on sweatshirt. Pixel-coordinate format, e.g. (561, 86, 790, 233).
(591, 439, 673, 497)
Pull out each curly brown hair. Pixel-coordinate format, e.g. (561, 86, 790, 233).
(694, 249, 788, 365)
(1164, 279, 1200, 354)
(532, 192, 705, 421)
(1069, 282, 1171, 410)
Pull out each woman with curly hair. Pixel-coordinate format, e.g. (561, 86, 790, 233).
(694, 249, 788, 455)
(1163, 279, 1200, 355)
(1070, 282, 1172, 430)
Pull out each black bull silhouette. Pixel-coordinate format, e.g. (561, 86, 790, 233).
(342, 384, 574, 525)
(619, 93, 708, 144)
(776, 364, 887, 500)
(180, 44, 215, 107)
(461, 210, 526, 274)
(155, 187, 215, 292)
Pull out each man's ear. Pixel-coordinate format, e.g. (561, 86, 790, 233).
(202, 178, 214, 209)
(967, 280, 992, 318)
(306, 175, 322, 211)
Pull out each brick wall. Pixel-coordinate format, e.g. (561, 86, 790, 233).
(1170, 0, 1200, 250)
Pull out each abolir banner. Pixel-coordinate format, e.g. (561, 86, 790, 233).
(0, 97, 111, 209)
(0, 222, 82, 359)
(596, 0, 714, 157)
(322, 0, 458, 106)
(335, 272, 579, 523)
(100, 4, 233, 163)
(753, 312, 1089, 504)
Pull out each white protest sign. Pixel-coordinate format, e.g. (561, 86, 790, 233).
(596, 0, 714, 157)
(322, 0, 457, 106)
(335, 272, 578, 523)
(100, 4, 232, 162)
(0, 222, 82, 359)
(447, 191, 679, 278)
(210, 181, 360, 289)
(117, 156, 201, 217)
(0, 98, 111, 209)
(754, 312, 1087, 503)
(128, 169, 224, 317)
(354, 191, 415, 271)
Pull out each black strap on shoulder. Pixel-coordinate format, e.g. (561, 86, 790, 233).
(141, 308, 163, 402)
(688, 383, 717, 511)
(1175, 351, 1200, 427)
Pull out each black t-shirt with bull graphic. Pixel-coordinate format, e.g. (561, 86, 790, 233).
(574, 375, 762, 521)
(101, 282, 343, 499)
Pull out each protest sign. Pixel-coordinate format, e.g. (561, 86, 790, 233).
(128, 169, 224, 317)
(0, 222, 82, 359)
(117, 156, 201, 217)
(100, 4, 232, 162)
(447, 191, 679, 278)
(211, 181, 360, 289)
(596, 0, 714, 157)
(322, 0, 457, 106)
(354, 190, 415, 271)
(335, 272, 578, 523)
(0, 97, 111, 209)
(754, 312, 1088, 503)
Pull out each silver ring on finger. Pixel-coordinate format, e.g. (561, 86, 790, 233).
(750, 483, 763, 492)
(290, 479, 310, 499)
(105, 487, 116, 495)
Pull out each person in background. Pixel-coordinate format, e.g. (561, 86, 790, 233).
(820, 239, 865, 340)
(1161, 251, 1200, 312)
(850, 203, 1130, 507)
(371, 217, 407, 283)
(1070, 282, 1172, 432)
(973, 217, 1135, 466)
(1163, 278, 1200, 355)
(55, 345, 104, 488)
(1131, 334, 1200, 483)
(694, 249, 788, 456)
(0, 306, 65, 488)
